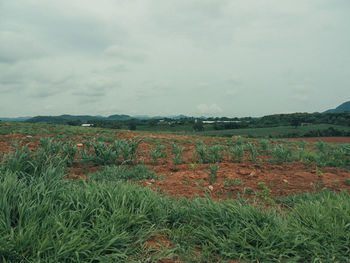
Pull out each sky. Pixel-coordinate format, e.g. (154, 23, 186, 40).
(0, 0, 349, 118)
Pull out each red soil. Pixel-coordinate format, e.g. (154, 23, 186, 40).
(1, 133, 350, 201)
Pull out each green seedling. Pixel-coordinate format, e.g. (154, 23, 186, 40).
(246, 142, 258, 162)
(345, 178, 350, 186)
(188, 163, 197, 171)
(207, 163, 219, 185)
(256, 182, 275, 204)
(170, 143, 184, 166)
(229, 145, 244, 163)
(224, 178, 242, 187)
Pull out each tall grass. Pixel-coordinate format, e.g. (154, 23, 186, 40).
(1, 167, 350, 262)
(1, 142, 349, 262)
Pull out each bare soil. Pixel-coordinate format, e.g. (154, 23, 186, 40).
(1, 133, 350, 200)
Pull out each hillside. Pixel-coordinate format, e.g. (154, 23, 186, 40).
(324, 101, 350, 113)
(26, 114, 132, 123)
(0, 116, 31, 122)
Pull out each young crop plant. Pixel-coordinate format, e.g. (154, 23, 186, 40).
(188, 162, 197, 171)
(155, 142, 168, 158)
(149, 144, 166, 165)
(315, 140, 328, 153)
(316, 144, 350, 169)
(62, 142, 77, 167)
(224, 178, 242, 187)
(345, 178, 350, 186)
(256, 182, 275, 204)
(258, 139, 271, 154)
(271, 144, 293, 163)
(194, 143, 208, 164)
(2, 142, 67, 179)
(246, 142, 258, 162)
(229, 145, 244, 163)
(230, 136, 244, 146)
(208, 144, 225, 163)
(1, 143, 36, 177)
(116, 139, 143, 165)
(315, 167, 324, 177)
(80, 140, 119, 166)
(194, 143, 225, 164)
(39, 137, 63, 156)
(207, 163, 219, 185)
(298, 140, 307, 150)
(170, 142, 184, 167)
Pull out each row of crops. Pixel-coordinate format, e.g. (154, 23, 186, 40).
(1, 134, 350, 262)
(1, 137, 350, 178)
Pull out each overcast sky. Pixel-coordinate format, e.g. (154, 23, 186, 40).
(0, 0, 349, 117)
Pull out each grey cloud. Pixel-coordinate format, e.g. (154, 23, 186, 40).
(0, 0, 349, 117)
(0, 30, 49, 63)
(71, 89, 106, 97)
(30, 88, 64, 98)
(134, 81, 177, 100)
(104, 45, 147, 63)
(1, 1, 120, 54)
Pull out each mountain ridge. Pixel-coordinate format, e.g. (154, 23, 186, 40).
(324, 101, 350, 113)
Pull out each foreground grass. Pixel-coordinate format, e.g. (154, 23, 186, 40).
(0, 124, 350, 262)
(1, 167, 350, 262)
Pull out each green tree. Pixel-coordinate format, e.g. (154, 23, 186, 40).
(193, 120, 204, 131)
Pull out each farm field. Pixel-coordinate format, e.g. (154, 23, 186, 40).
(128, 123, 350, 139)
(198, 124, 350, 138)
(1, 121, 350, 262)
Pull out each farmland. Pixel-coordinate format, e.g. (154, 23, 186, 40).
(1, 121, 350, 262)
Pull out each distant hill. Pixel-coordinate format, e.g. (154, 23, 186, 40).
(27, 115, 102, 124)
(26, 114, 132, 123)
(324, 101, 350, 113)
(25, 114, 190, 123)
(107, 114, 131, 120)
(0, 116, 31, 122)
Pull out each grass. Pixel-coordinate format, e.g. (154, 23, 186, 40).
(1, 122, 350, 262)
(224, 178, 242, 187)
(92, 164, 157, 181)
(199, 124, 350, 138)
(132, 123, 350, 139)
(1, 167, 350, 262)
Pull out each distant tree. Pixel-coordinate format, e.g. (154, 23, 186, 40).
(193, 120, 204, 131)
(148, 119, 158, 127)
(291, 118, 301, 128)
(67, 120, 82, 126)
(128, 120, 137, 130)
